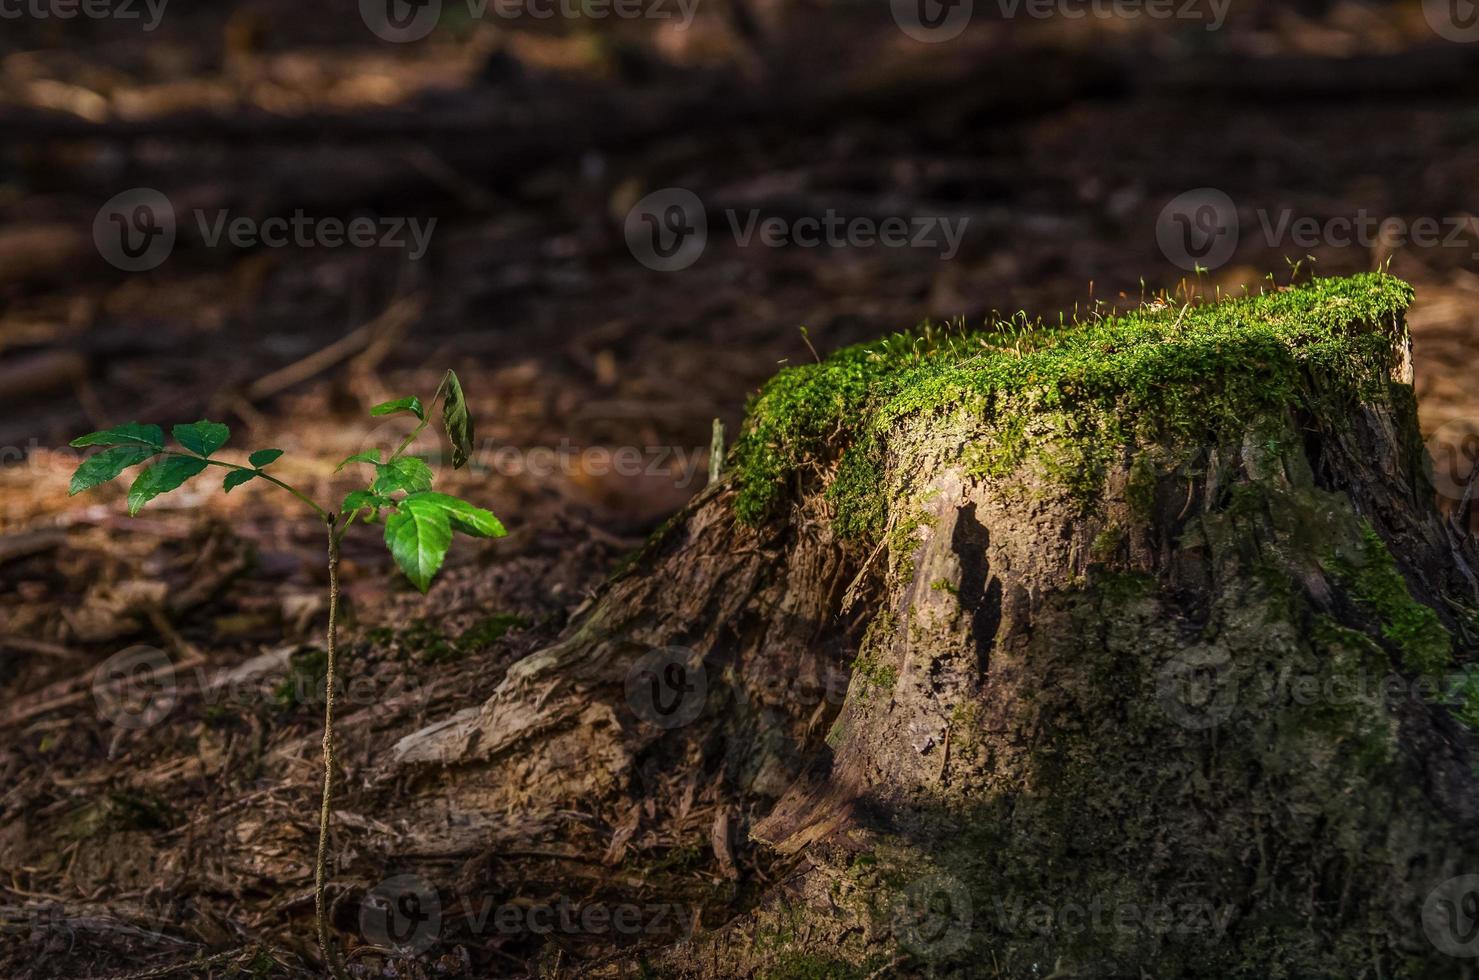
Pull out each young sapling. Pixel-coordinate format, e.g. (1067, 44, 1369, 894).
(67, 369, 502, 975)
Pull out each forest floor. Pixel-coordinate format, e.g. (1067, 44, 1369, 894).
(5, 3, 1479, 976)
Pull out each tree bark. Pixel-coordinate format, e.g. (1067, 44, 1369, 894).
(386, 275, 1479, 978)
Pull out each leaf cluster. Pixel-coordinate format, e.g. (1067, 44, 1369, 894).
(69, 370, 501, 592)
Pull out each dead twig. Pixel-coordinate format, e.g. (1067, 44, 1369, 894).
(245, 296, 422, 404)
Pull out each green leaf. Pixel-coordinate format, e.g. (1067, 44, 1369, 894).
(223, 469, 257, 493)
(173, 420, 230, 458)
(440, 370, 474, 469)
(405, 491, 506, 539)
(248, 449, 283, 468)
(341, 489, 390, 521)
(383, 496, 453, 592)
(336, 449, 381, 472)
(69, 445, 158, 495)
(372, 456, 434, 496)
(70, 423, 164, 450)
(127, 456, 209, 515)
(370, 396, 424, 421)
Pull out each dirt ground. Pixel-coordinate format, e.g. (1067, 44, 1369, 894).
(5, 2, 1479, 977)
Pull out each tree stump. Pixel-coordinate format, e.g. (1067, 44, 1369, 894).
(391, 274, 1479, 978)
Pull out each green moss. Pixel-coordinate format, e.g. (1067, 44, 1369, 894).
(272, 647, 327, 709)
(1448, 666, 1479, 730)
(1091, 525, 1125, 562)
(827, 437, 887, 540)
(397, 618, 458, 664)
(853, 655, 897, 692)
(758, 954, 863, 980)
(730, 274, 1413, 535)
(1323, 524, 1452, 676)
(60, 791, 176, 840)
(380, 614, 525, 666)
(888, 508, 936, 583)
(457, 613, 526, 651)
(852, 611, 899, 692)
(1126, 452, 1158, 520)
(365, 626, 395, 645)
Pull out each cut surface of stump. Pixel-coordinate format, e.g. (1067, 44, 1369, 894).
(389, 274, 1479, 978)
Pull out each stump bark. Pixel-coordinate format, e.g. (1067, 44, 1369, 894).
(388, 274, 1479, 978)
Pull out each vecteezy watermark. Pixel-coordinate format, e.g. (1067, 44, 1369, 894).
(891, 873, 974, 960)
(362, 874, 443, 956)
(460, 894, 691, 938)
(1424, 875, 1479, 957)
(891, 0, 974, 42)
(20, 902, 185, 957)
(1155, 646, 1237, 730)
(0, 0, 167, 30)
(88, 643, 435, 730)
(92, 645, 178, 730)
(1425, 0, 1479, 43)
(892, 0, 1228, 43)
(988, 893, 1235, 939)
(1426, 418, 1479, 502)
(1155, 188, 1239, 272)
(1156, 188, 1479, 272)
(360, 0, 699, 43)
(624, 188, 708, 273)
(624, 187, 970, 272)
(354, 419, 712, 491)
(1156, 652, 1466, 732)
(94, 189, 177, 273)
(624, 646, 708, 729)
(359, 875, 691, 957)
(93, 188, 437, 271)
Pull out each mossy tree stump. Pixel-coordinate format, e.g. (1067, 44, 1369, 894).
(392, 274, 1479, 978)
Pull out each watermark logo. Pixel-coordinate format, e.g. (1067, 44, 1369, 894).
(989, 892, 1234, 938)
(1156, 188, 1238, 272)
(624, 646, 707, 729)
(92, 645, 177, 730)
(361, 0, 442, 42)
(0, 0, 168, 30)
(891, 873, 973, 959)
(625, 187, 708, 273)
(94, 189, 176, 273)
(624, 187, 970, 271)
(361, 0, 699, 42)
(1158, 189, 1479, 272)
(1427, 418, 1479, 502)
(892, 0, 1228, 41)
(892, 0, 973, 42)
(361, 874, 443, 956)
(1156, 646, 1236, 730)
(1425, 0, 1479, 43)
(93, 189, 437, 271)
(1424, 875, 1479, 957)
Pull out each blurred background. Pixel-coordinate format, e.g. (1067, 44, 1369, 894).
(5, 0, 1479, 975)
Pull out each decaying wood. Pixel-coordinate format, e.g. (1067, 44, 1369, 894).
(377, 290, 1479, 977)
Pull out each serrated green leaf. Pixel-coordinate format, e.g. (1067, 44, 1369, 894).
(248, 449, 283, 468)
(440, 370, 474, 470)
(372, 456, 434, 496)
(127, 456, 209, 515)
(383, 496, 453, 592)
(335, 449, 382, 472)
(70, 423, 164, 450)
(341, 489, 389, 520)
(69, 445, 158, 495)
(370, 396, 424, 421)
(223, 469, 257, 493)
(404, 491, 506, 538)
(173, 420, 230, 458)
